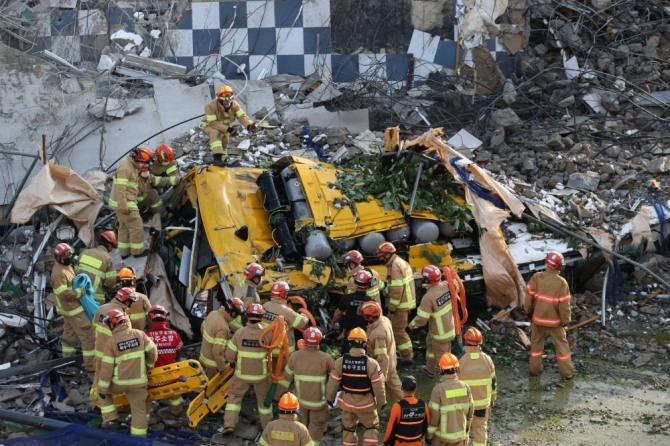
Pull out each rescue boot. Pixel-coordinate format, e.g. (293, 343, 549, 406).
(100, 419, 125, 431)
(217, 426, 234, 436)
(421, 365, 436, 379)
(133, 249, 151, 258)
(212, 154, 226, 167)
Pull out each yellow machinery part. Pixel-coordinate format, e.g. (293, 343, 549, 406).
(187, 364, 235, 428)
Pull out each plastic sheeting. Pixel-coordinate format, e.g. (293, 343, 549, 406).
(145, 253, 193, 339)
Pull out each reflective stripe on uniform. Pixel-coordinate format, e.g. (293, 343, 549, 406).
(388, 274, 415, 309)
(294, 373, 327, 408)
(462, 377, 492, 408)
(199, 353, 218, 369)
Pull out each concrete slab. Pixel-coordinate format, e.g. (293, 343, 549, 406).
(226, 80, 277, 122)
(282, 104, 369, 134)
(152, 79, 211, 143)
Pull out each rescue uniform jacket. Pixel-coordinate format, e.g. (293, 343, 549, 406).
(366, 316, 397, 380)
(280, 346, 335, 410)
(409, 281, 455, 341)
(51, 262, 84, 317)
(337, 291, 373, 331)
(459, 346, 496, 410)
(98, 322, 157, 391)
(225, 322, 273, 382)
(385, 254, 416, 312)
(201, 99, 253, 133)
(200, 308, 234, 371)
(145, 321, 183, 368)
(262, 298, 309, 352)
(347, 264, 382, 302)
(230, 278, 260, 331)
(326, 347, 386, 412)
(128, 291, 151, 330)
(524, 269, 572, 327)
(427, 374, 474, 443)
(150, 159, 180, 187)
(383, 396, 430, 446)
(109, 155, 143, 212)
(76, 246, 116, 303)
(93, 300, 128, 361)
(259, 413, 315, 446)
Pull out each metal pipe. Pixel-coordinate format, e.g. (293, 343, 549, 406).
(0, 408, 69, 430)
(601, 265, 609, 328)
(407, 162, 423, 216)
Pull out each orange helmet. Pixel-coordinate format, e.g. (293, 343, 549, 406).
(353, 269, 373, 290)
(271, 281, 290, 300)
(246, 303, 265, 321)
(99, 230, 118, 248)
(545, 251, 564, 270)
(375, 241, 396, 258)
(104, 309, 127, 328)
(360, 301, 382, 321)
(148, 305, 169, 321)
(463, 327, 483, 346)
(155, 144, 175, 163)
(217, 85, 234, 100)
(438, 352, 460, 372)
(117, 267, 136, 284)
(222, 297, 244, 316)
(115, 287, 138, 306)
(303, 326, 322, 346)
(347, 327, 367, 342)
(278, 391, 300, 413)
(244, 263, 266, 281)
(341, 250, 363, 266)
(421, 265, 442, 284)
(54, 243, 74, 263)
(131, 146, 153, 164)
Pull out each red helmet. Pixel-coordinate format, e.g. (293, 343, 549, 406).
(155, 144, 175, 163)
(99, 230, 118, 248)
(463, 327, 483, 346)
(375, 241, 396, 258)
(54, 243, 74, 263)
(222, 297, 244, 315)
(244, 263, 266, 281)
(353, 269, 373, 290)
(246, 303, 265, 320)
(104, 309, 127, 328)
(421, 265, 442, 284)
(148, 305, 169, 321)
(270, 281, 290, 300)
(545, 251, 564, 270)
(360, 301, 382, 321)
(131, 146, 153, 164)
(217, 85, 234, 100)
(303, 327, 322, 346)
(115, 287, 138, 306)
(117, 267, 136, 284)
(278, 391, 299, 412)
(341, 250, 363, 266)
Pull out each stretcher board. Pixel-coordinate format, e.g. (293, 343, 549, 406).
(186, 364, 235, 428)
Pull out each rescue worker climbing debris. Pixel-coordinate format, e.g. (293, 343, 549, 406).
(200, 297, 244, 378)
(408, 265, 456, 378)
(263, 281, 309, 354)
(259, 391, 314, 446)
(108, 146, 152, 258)
(230, 262, 266, 331)
(145, 305, 185, 417)
(221, 303, 274, 434)
(51, 242, 95, 372)
(361, 301, 404, 403)
(326, 327, 386, 446)
(343, 249, 381, 304)
(459, 327, 496, 446)
(200, 84, 257, 167)
(137, 144, 181, 218)
(376, 241, 416, 365)
(76, 230, 118, 304)
(97, 309, 157, 437)
(116, 267, 152, 330)
(279, 327, 334, 442)
(383, 375, 430, 446)
(525, 251, 575, 379)
(427, 352, 474, 446)
(331, 269, 375, 354)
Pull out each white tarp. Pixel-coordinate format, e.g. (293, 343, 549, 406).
(459, 0, 509, 37)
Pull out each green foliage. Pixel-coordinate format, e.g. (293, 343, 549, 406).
(420, 245, 446, 265)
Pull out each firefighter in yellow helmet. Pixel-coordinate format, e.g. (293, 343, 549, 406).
(459, 327, 496, 446)
(200, 84, 257, 166)
(259, 391, 314, 446)
(326, 327, 386, 446)
(76, 230, 118, 304)
(116, 267, 152, 330)
(427, 353, 473, 446)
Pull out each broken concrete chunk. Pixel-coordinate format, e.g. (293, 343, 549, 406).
(567, 171, 600, 191)
(97, 54, 117, 72)
(489, 108, 523, 133)
(60, 77, 82, 94)
(646, 157, 670, 173)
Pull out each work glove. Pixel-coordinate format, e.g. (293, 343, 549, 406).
(118, 208, 130, 215)
(226, 126, 239, 137)
(89, 387, 98, 400)
(247, 122, 258, 132)
(140, 170, 150, 179)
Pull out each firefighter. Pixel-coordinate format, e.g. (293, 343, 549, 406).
(76, 230, 118, 304)
(342, 250, 381, 304)
(361, 301, 404, 403)
(330, 269, 375, 354)
(427, 353, 473, 446)
(116, 267, 152, 330)
(200, 84, 257, 166)
(459, 327, 496, 446)
(408, 265, 456, 378)
(145, 305, 184, 417)
(326, 327, 386, 446)
(221, 303, 274, 434)
(51, 243, 95, 372)
(525, 251, 575, 379)
(96, 309, 157, 436)
(109, 146, 153, 258)
(137, 144, 181, 218)
(376, 241, 416, 365)
(279, 327, 334, 442)
(383, 376, 430, 446)
(259, 391, 314, 446)
(229, 262, 265, 332)
(200, 297, 244, 378)
(262, 281, 309, 353)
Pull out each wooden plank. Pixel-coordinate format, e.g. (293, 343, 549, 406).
(121, 54, 187, 76)
(567, 314, 600, 331)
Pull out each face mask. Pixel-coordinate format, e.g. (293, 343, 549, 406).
(61, 257, 72, 266)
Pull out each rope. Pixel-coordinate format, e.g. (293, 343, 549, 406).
(259, 316, 290, 384)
